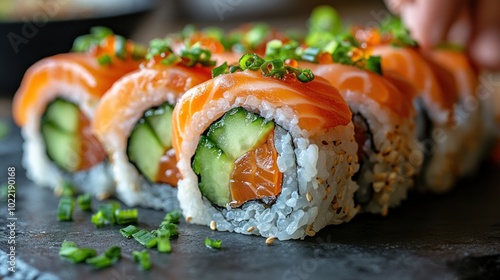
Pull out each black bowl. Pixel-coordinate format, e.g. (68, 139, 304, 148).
(0, 2, 154, 95)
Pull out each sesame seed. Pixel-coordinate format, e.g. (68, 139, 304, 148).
(247, 226, 255, 232)
(373, 181, 385, 192)
(306, 192, 313, 202)
(266, 236, 276, 245)
(373, 172, 387, 181)
(210, 220, 217, 231)
(347, 155, 353, 164)
(186, 216, 192, 223)
(326, 186, 331, 194)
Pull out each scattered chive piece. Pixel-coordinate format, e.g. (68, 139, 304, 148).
(120, 225, 140, 238)
(157, 229, 172, 253)
(115, 209, 138, 225)
(99, 202, 120, 224)
(132, 229, 158, 248)
(55, 180, 77, 197)
(212, 62, 228, 78)
(297, 68, 315, 83)
(77, 193, 92, 211)
(86, 254, 112, 269)
(365, 56, 383, 76)
(97, 54, 113, 66)
(114, 35, 127, 60)
(86, 246, 121, 269)
(57, 197, 75, 221)
(244, 23, 270, 49)
(163, 210, 181, 224)
(91, 211, 108, 227)
(380, 16, 418, 47)
(90, 26, 113, 40)
(59, 241, 97, 263)
(133, 250, 151, 270)
(239, 53, 265, 71)
(158, 222, 178, 238)
(204, 237, 222, 249)
(308, 5, 342, 35)
(0, 120, 9, 140)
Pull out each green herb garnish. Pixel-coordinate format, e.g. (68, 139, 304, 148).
(212, 61, 228, 78)
(157, 229, 172, 253)
(59, 241, 97, 263)
(158, 222, 178, 238)
(77, 193, 92, 211)
(380, 16, 418, 47)
(57, 197, 75, 221)
(85, 246, 121, 269)
(54, 180, 77, 197)
(133, 250, 151, 270)
(204, 237, 222, 249)
(132, 229, 158, 248)
(120, 225, 140, 238)
(114, 209, 138, 225)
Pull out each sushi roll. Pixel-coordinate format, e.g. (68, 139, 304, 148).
(172, 54, 360, 240)
(299, 59, 421, 215)
(92, 38, 219, 209)
(12, 27, 144, 197)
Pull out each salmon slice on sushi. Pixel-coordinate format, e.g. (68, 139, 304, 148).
(92, 37, 223, 209)
(172, 54, 360, 240)
(12, 27, 144, 198)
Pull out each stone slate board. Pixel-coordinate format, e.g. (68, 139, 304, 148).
(1, 119, 500, 280)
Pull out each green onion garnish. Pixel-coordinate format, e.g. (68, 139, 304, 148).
(77, 193, 92, 211)
(239, 53, 265, 71)
(297, 68, 315, 82)
(244, 23, 270, 49)
(132, 229, 158, 248)
(308, 5, 342, 35)
(90, 26, 113, 40)
(114, 35, 127, 60)
(365, 56, 383, 76)
(380, 16, 418, 47)
(55, 180, 77, 197)
(91, 211, 107, 227)
(162, 53, 181, 65)
(204, 237, 222, 249)
(157, 229, 172, 253)
(163, 210, 181, 224)
(99, 202, 120, 224)
(59, 241, 97, 263)
(212, 62, 228, 78)
(120, 225, 140, 238)
(115, 209, 138, 225)
(57, 197, 75, 221)
(158, 222, 178, 238)
(260, 59, 286, 79)
(133, 250, 152, 270)
(72, 27, 113, 53)
(97, 54, 113, 66)
(85, 246, 121, 269)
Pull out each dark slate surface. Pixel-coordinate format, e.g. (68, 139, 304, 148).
(1, 119, 500, 280)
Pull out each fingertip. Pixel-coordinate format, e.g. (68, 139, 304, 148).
(470, 28, 500, 70)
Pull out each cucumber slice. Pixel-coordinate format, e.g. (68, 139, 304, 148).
(207, 107, 274, 160)
(145, 104, 174, 148)
(43, 98, 79, 133)
(127, 120, 165, 182)
(192, 136, 233, 207)
(41, 122, 80, 172)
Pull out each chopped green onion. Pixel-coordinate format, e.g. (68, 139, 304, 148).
(132, 229, 158, 248)
(99, 202, 120, 224)
(380, 16, 418, 47)
(77, 193, 92, 211)
(229, 65, 241, 73)
(91, 211, 107, 227)
(308, 5, 342, 35)
(297, 69, 315, 82)
(0, 120, 9, 140)
(158, 222, 178, 238)
(114, 35, 127, 60)
(131, 44, 147, 60)
(90, 26, 113, 40)
(114, 209, 138, 225)
(301, 47, 321, 62)
(120, 225, 140, 238)
(86, 254, 112, 269)
(365, 56, 383, 75)
(161, 53, 181, 65)
(55, 180, 77, 197)
(147, 38, 172, 60)
(260, 59, 286, 79)
(57, 197, 75, 221)
(180, 24, 197, 39)
(212, 62, 228, 78)
(244, 23, 270, 49)
(157, 229, 172, 253)
(59, 241, 97, 263)
(204, 237, 222, 249)
(97, 54, 113, 66)
(133, 250, 151, 270)
(239, 53, 265, 70)
(104, 246, 121, 260)
(163, 210, 181, 224)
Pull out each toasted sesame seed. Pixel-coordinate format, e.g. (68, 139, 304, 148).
(322, 195, 328, 201)
(186, 216, 192, 223)
(331, 167, 336, 175)
(96, 192, 111, 201)
(306, 192, 313, 202)
(316, 178, 325, 184)
(266, 236, 276, 245)
(373, 181, 385, 192)
(326, 185, 331, 194)
(347, 155, 353, 164)
(333, 140, 341, 146)
(373, 172, 387, 181)
(247, 226, 255, 232)
(210, 220, 217, 231)
(339, 154, 345, 163)
(381, 147, 392, 156)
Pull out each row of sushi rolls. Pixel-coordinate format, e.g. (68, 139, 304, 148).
(13, 6, 498, 240)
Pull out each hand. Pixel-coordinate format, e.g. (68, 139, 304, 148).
(385, 0, 500, 70)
